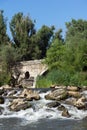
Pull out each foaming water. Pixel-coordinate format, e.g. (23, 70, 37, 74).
(0, 90, 87, 124)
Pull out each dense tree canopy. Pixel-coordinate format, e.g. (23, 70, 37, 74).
(9, 13, 54, 60)
(43, 19, 87, 87)
(35, 25, 55, 58)
(45, 29, 65, 69)
(65, 19, 87, 43)
(65, 19, 87, 72)
(10, 12, 36, 60)
(0, 11, 87, 86)
(10, 12, 35, 47)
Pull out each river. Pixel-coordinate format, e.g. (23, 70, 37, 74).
(0, 88, 87, 130)
(0, 118, 87, 130)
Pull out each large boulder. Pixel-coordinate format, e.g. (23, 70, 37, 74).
(74, 96, 87, 109)
(9, 98, 31, 111)
(45, 94, 53, 100)
(19, 89, 40, 101)
(26, 92, 40, 101)
(20, 89, 33, 97)
(64, 98, 77, 106)
(67, 86, 79, 91)
(46, 101, 60, 108)
(67, 91, 81, 98)
(45, 89, 68, 101)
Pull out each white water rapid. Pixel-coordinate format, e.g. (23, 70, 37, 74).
(0, 89, 87, 123)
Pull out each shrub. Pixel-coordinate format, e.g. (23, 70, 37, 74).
(36, 76, 52, 88)
(0, 71, 11, 86)
(36, 69, 72, 87)
(69, 73, 81, 86)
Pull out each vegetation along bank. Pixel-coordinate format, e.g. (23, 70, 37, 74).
(0, 10, 87, 88)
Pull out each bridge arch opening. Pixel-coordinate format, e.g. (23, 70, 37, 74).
(25, 71, 30, 79)
(41, 70, 49, 76)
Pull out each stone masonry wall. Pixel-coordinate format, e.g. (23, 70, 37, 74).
(16, 59, 48, 79)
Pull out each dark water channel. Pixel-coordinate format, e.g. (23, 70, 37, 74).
(0, 118, 87, 130)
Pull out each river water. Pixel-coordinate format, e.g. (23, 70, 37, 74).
(0, 89, 87, 130)
(0, 118, 87, 130)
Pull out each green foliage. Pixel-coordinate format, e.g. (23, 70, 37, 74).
(44, 19, 87, 87)
(53, 29, 64, 42)
(65, 38, 87, 72)
(0, 11, 87, 87)
(0, 45, 18, 72)
(10, 12, 37, 60)
(65, 19, 87, 72)
(27, 35, 41, 60)
(10, 12, 35, 47)
(69, 73, 81, 86)
(0, 71, 11, 86)
(36, 69, 87, 88)
(36, 25, 54, 58)
(10, 13, 54, 60)
(0, 45, 18, 85)
(36, 76, 52, 88)
(46, 69, 70, 86)
(36, 69, 71, 87)
(82, 81, 87, 86)
(0, 10, 9, 45)
(45, 38, 65, 70)
(65, 19, 87, 42)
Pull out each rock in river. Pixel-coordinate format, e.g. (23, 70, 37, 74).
(9, 98, 31, 111)
(46, 101, 60, 108)
(45, 89, 68, 101)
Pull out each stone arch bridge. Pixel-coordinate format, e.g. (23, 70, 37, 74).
(14, 60, 48, 87)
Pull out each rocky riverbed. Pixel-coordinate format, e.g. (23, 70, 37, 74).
(0, 85, 87, 121)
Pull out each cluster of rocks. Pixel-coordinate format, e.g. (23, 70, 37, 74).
(45, 86, 87, 117)
(0, 84, 87, 118)
(9, 88, 40, 111)
(0, 85, 40, 112)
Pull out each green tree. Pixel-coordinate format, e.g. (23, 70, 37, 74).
(0, 45, 18, 85)
(29, 34, 41, 59)
(0, 45, 18, 73)
(65, 19, 87, 72)
(45, 29, 65, 69)
(10, 12, 36, 60)
(53, 29, 64, 42)
(36, 25, 55, 58)
(37, 19, 87, 87)
(65, 19, 87, 43)
(0, 10, 9, 45)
